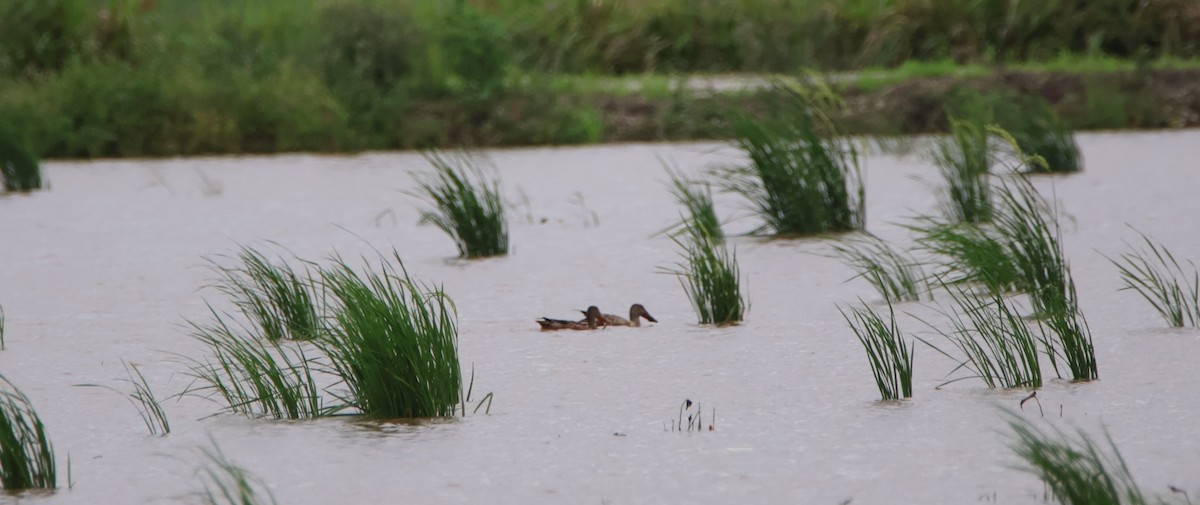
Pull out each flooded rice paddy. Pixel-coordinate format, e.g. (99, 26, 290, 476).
(1, 131, 1198, 504)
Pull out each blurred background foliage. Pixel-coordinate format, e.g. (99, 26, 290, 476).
(1, 0, 1197, 157)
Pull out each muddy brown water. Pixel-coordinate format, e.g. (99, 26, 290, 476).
(1, 132, 1198, 504)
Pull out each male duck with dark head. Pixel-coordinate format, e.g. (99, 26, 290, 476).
(601, 304, 657, 327)
(537, 306, 605, 331)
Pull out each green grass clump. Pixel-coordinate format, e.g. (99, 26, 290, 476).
(0, 374, 55, 490)
(664, 171, 744, 325)
(722, 83, 865, 236)
(185, 310, 327, 420)
(1007, 416, 1153, 505)
(413, 151, 509, 258)
(195, 442, 278, 505)
(1004, 97, 1082, 175)
(212, 247, 322, 341)
(668, 236, 745, 326)
(840, 299, 913, 400)
(0, 127, 43, 192)
(912, 219, 1020, 293)
(314, 254, 463, 418)
(1040, 276, 1098, 382)
(920, 287, 1047, 389)
(1107, 228, 1200, 328)
(932, 118, 992, 223)
(832, 233, 927, 302)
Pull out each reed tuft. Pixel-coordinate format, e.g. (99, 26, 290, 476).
(840, 298, 913, 400)
(212, 247, 322, 341)
(721, 82, 865, 236)
(314, 254, 463, 418)
(1007, 415, 1150, 505)
(0, 374, 55, 490)
(413, 151, 509, 258)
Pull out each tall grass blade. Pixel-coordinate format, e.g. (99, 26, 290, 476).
(314, 253, 463, 418)
(665, 164, 723, 244)
(1106, 228, 1200, 328)
(1007, 415, 1151, 505)
(0, 304, 5, 351)
(0, 374, 56, 490)
(832, 233, 927, 302)
(840, 298, 913, 400)
(122, 361, 170, 436)
(211, 247, 322, 341)
(77, 360, 171, 435)
(932, 118, 993, 223)
(413, 151, 509, 258)
(721, 82, 864, 236)
(184, 308, 327, 419)
(918, 286, 1046, 389)
(195, 441, 278, 505)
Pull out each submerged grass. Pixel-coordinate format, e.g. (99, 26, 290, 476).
(212, 247, 322, 341)
(920, 287, 1046, 389)
(314, 253, 463, 418)
(195, 442, 278, 505)
(413, 151, 509, 258)
(840, 298, 912, 400)
(1106, 228, 1200, 328)
(932, 118, 993, 223)
(0, 374, 55, 490)
(184, 309, 327, 420)
(1007, 415, 1153, 505)
(832, 233, 927, 302)
(722, 82, 864, 236)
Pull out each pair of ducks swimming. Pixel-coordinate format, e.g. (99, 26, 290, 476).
(536, 304, 657, 330)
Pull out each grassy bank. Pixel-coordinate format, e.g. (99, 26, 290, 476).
(2, 0, 1199, 159)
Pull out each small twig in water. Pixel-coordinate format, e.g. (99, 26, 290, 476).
(1019, 391, 1044, 418)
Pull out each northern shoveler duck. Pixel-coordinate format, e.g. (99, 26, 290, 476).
(537, 306, 605, 331)
(601, 304, 657, 327)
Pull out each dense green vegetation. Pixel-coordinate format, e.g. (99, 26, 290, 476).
(0, 375, 56, 490)
(0, 0, 1197, 158)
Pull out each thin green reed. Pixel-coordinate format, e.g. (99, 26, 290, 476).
(840, 298, 913, 400)
(833, 233, 927, 302)
(664, 169, 744, 325)
(919, 286, 1045, 389)
(195, 441, 279, 505)
(1106, 228, 1200, 328)
(184, 308, 327, 419)
(212, 247, 322, 341)
(933, 118, 993, 223)
(1007, 414, 1151, 505)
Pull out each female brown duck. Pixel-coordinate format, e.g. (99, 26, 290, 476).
(536, 306, 605, 331)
